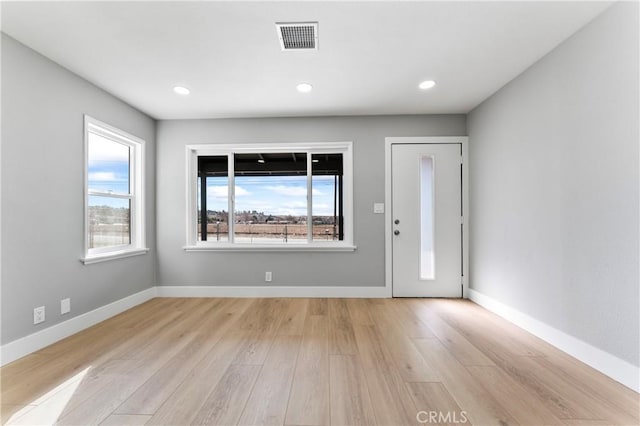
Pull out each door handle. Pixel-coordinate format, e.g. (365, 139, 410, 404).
(394, 230, 400, 235)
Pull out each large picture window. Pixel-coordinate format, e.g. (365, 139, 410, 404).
(186, 143, 354, 251)
(83, 116, 147, 263)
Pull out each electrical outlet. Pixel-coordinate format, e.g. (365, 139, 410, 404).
(34, 306, 45, 325)
(61, 298, 71, 315)
(265, 271, 272, 282)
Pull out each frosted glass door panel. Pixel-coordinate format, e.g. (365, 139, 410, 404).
(420, 156, 435, 280)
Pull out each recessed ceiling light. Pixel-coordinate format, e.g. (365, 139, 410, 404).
(296, 83, 313, 93)
(173, 86, 191, 95)
(419, 80, 436, 90)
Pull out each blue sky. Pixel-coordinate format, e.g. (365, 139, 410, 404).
(87, 133, 130, 206)
(205, 175, 337, 217)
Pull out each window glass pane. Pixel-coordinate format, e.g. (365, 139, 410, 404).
(88, 195, 131, 248)
(420, 156, 435, 279)
(197, 156, 230, 242)
(234, 153, 308, 244)
(312, 154, 343, 241)
(88, 132, 130, 194)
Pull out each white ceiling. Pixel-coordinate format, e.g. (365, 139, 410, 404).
(1, 1, 612, 120)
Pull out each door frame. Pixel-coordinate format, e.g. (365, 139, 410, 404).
(384, 137, 469, 298)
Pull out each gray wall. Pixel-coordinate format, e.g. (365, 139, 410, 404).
(156, 115, 466, 287)
(1, 35, 157, 344)
(468, 2, 639, 366)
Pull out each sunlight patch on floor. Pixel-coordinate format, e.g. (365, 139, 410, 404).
(7, 367, 91, 425)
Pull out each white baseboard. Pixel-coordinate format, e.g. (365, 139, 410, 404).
(0, 284, 388, 366)
(0, 287, 157, 367)
(468, 289, 639, 393)
(157, 285, 390, 298)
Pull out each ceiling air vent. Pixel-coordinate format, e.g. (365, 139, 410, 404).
(276, 22, 318, 51)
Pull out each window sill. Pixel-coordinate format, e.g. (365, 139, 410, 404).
(81, 248, 150, 265)
(183, 244, 357, 253)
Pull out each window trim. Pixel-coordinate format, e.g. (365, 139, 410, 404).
(81, 115, 148, 264)
(184, 142, 355, 251)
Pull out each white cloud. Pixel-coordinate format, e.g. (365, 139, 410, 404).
(266, 185, 321, 197)
(266, 185, 305, 197)
(207, 185, 250, 198)
(287, 201, 308, 208)
(88, 172, 118, 181)
(313, 203, 333, 216)
(236, 186, 250, 196)
(208, 186, 227, 199)
(235, 200, 308, 216)
(88, 133, 129, 163)
(271, 206, 307, 216)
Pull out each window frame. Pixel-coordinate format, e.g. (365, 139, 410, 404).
(82, 115, 148, 264)
(185, 142, 355, 252)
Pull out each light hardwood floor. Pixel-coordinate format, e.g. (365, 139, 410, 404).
(1, 298, 638, 425)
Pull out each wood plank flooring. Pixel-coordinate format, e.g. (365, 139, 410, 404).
(1, 298, 638, 425)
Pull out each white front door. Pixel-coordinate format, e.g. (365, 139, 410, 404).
(392, 143, 462, 297)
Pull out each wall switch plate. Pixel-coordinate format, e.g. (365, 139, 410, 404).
(373, 203, 385, 214)
(61, 298, 71, 315)
(265, 271, 272, 282)
(34, 306, 45, 324)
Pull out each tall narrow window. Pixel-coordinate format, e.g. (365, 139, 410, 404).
(420, 156, 435, 279)
(312, 153, 343, 241)
(198, 156, 229, 242)
(186, 142, 354, 250)
(83, 116, 147, 263)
